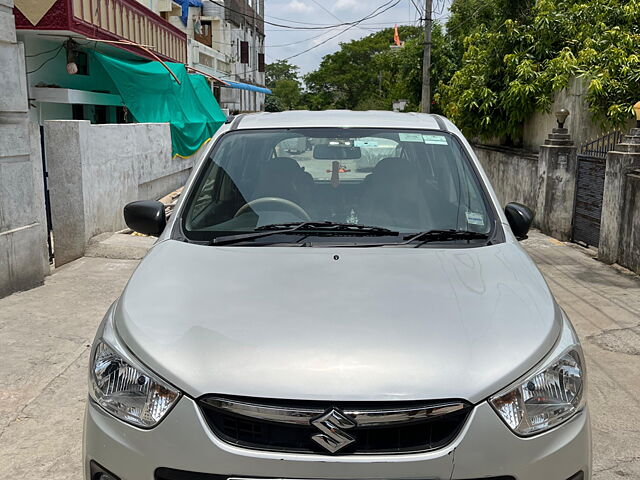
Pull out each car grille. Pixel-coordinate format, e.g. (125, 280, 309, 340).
(197, 396, 472, 455)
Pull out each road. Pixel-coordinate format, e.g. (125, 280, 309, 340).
(0, 231, 639, 479)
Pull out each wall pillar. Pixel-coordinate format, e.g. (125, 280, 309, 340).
(598, 128, 640, 264)
(536, 126, 578, 241)
(0, 0, 50, 298)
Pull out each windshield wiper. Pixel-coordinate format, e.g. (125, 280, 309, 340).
(258, 221, 396, 235)
(210, 222, 397, 246)
(402, 229, 490, 247)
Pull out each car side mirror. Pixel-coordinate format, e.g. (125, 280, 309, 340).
(504, 202, 534, 241)
(124, 200, 167, 237)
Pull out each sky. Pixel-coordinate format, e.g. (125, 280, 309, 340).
(263, 0, 452, 74)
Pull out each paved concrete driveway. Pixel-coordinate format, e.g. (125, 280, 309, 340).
(0, 232, 638, 479)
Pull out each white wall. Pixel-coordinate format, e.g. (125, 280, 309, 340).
(44, 120, 196, 266)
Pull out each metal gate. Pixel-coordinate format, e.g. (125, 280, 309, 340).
(572, 131, 623, 247)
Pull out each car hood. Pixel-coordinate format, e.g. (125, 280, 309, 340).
(115, 239, 560, 404)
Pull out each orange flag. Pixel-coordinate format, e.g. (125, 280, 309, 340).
(394, 25, 402, 46)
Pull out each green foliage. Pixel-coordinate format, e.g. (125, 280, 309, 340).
(265, 60, 300, 88)
(440, 0, 640, 140)
(272, 79, 302, 110)
(265, 60, 304, 111)
(264, 95, 284, 112)
(304, 26, 450, 112)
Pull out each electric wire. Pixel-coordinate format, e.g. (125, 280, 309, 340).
(222, 0, 403, 78)
(26, 45, 64, 74)
(278, 0, 403, 60)
(218, 0, 403, 31)
(25, 45, 63, 58)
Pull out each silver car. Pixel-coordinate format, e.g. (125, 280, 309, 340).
(84, 111, 591, 480)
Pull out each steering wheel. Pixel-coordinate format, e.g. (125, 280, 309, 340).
(234, 197, 311, 221)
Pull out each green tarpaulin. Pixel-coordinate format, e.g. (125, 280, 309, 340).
(94, 52, 226, 157)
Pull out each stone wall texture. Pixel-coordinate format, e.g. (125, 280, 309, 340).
(0, 0, 50, 298)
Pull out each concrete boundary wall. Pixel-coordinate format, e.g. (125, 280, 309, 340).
(620, 170, 640, 273)
(473, 145, 540, 218)
(473, 141, 577, 241)
(44, 120, 195, 266)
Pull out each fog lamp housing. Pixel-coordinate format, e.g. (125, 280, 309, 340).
(90, 460, 121, 480)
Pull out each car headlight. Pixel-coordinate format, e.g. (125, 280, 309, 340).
(489, 311, 586, 436)
(89, 305, 180, 428)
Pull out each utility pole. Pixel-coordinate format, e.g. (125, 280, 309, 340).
(421, 0, 433, 113)
(253, 3, 257, 111)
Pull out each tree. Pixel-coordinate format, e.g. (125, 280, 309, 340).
(439, 0, 640, 140)
(445, 0, 534, 74)
(265, 60, 304, 111)
(304, 26, 450, 112)
(264, 95, 284, 112)
(265, 60, 300, 88)
(272, 79, 302, 110)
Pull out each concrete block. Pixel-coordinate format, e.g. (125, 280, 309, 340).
(0, 158, 39, 232)
(599, 145, 640, 265)
(85, 232, 155, 260)
(619, 172, 640, 274)
(536, 144, 578, 241)
(0, 223, 49, 298)
(45, 120, 88, 266)
(0, 43, 28, 112)
(0, 119, 31, 158)
(0, 10, 17, 43)
(29, 122, 48, 233)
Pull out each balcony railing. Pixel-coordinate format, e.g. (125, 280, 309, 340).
(15, 0, 187, 63)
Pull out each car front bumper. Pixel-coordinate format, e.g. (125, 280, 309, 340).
(83, 396, 591, 480)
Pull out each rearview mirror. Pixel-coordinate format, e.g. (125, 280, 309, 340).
(124, 200, 167, 237)
(504, 202, 534, 241)
(313, 144, 361, 160)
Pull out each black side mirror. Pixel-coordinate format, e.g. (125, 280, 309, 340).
(504, 202, 534, 241)
(124, 200, 167, 237)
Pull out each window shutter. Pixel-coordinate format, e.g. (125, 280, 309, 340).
(258, 53, 265, 72)
(240, 41, 249, 64)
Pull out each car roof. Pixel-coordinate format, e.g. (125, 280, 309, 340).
(232, 110, 451, 131)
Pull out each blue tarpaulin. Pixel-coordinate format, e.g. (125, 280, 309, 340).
(172, 0, 203, 26)
(224, 80, 272, 95)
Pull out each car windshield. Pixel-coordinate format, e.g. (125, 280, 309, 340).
(182, 128, 494, 244)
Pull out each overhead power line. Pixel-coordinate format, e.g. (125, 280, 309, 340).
(281, 0, 403, 61)
(224, 0, 403, 79)
(217, 0, 403, 31)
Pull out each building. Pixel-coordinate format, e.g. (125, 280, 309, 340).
(13, 0, 267, 127)
(14, 0, 192, 125)
(177, 0, 268, 113)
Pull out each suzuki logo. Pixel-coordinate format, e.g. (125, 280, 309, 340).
(310, 408, 356, 453)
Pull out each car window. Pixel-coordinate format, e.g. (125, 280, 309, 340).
(183, 128, 494, 243)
